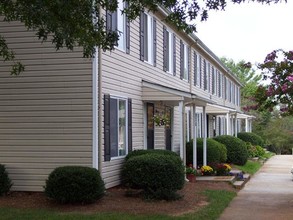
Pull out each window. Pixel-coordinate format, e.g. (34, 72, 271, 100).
(212, 67, 216, 95)
(199, 55, 202, 88)
(106, 0, 130, 53)
(196, 113, 202, 138)
(104, 95, 132, 161)
(193, 51, 198, 86)
(163, 26, 175, 74)
(180, 40, 189, 81)
(203, 59, 208, 90)
(140, 12, 156, 65)
(218, 71, 222, 97)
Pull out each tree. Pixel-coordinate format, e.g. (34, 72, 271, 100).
(0, 0, 286, 75)
(220, 57, 261, 111)
(255, 49, 293, 115)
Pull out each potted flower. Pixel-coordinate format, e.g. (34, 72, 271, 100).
(153, 114, 170, 126)
(200, 165, 214, 176)
(215, 163, 232, 176)
(186, 164, 197, 182)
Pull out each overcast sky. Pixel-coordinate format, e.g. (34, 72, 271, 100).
(195, 1, 292, 65)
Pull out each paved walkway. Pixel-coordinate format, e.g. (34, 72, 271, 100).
(219, 155, 293, 220)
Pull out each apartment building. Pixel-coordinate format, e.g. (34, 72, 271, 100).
(0, 3, 253, 191)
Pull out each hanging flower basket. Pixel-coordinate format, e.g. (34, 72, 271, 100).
(153, 114, 170, 126)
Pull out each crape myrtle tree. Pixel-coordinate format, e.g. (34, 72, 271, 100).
(255, 49, 293, 115)
(0, 0, 286, 75)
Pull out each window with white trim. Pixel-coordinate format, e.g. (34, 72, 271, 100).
(164, 28, 174, 73)
(180, 40, 189, 81)
(140, 12, 156, 65)
(116, 0, 126, 50)
(104, 94, 132, 161)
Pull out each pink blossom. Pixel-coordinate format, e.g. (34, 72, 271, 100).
(281, 84, 288, 92)
(286, 75, 293, 82)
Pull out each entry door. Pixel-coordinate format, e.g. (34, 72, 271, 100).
(165, 107, 172, 151)
(147, 103, 154, 149)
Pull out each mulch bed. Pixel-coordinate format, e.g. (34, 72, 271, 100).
(0, 181, 238, 216)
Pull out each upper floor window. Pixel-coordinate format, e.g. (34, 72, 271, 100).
(203, 59, 208, 90)
(218, 71, 222, 98)
(106, 0, 130, 53)
(163, 26, 176, 75)
(140, 12, 157, 66)
(180, 40, 189, 81)
(193, 51, 199, 86)
(212, 67, 217, 95)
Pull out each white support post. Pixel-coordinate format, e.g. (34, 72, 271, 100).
(203, 106, 207, 166)
(192, 104, 197, 169)
(226, 113, 230, 135)
(179, 101, 184, 160)
(245, 118, 249, 132)
(187, 109, 190, 142)
(234, 113, 238, 137)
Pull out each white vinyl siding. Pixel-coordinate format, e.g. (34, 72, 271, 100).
(0, 20, 92, 191)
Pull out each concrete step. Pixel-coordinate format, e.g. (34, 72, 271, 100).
(233, 180, 246, 189)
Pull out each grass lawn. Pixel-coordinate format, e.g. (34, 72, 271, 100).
(0, 190, 236, 220)
(235, 160, 262, 175)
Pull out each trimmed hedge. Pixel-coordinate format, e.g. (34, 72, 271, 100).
(214, 135, 248, 166)
(237, 132, 264, 147)
(0, 164, 12, 196)
(122, 153, 185, 200)
(45, 166, 105, 204)
(125, 149, 179, 161)
(186, 138, 227, 165)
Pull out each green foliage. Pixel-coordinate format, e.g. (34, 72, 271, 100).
(125, 149, 178, 161)
(246, 143, 265, 158)
(186, 138, 227, 165)
(235, 160, 262, 175)
(44, 166, 105, 204)
(263, 116, 293, 154)
(237, 132, 264, 147)
(0, 0, 284, 75)
(214, 135, 248, 165)
(0, 164, 12, 196)
(122, 153, 185, 200)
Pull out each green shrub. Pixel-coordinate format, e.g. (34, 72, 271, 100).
(186, 138, 227, 165)
(45, 166, 105, 204)
(0, 164, 12, 196)
(237, 132, 264, 147)
(125, 149, 178, 161)
(122, 153, 185, 200)
(214, 135, 248, 165)
(255, 145, 265, 157)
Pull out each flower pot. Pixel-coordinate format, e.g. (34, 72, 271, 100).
(187, 174, 196, 183)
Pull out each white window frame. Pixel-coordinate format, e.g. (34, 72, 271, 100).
(143, 12, 154, 65)
(116, 0, 126, 51)
(110, 95, 128, 159)
(166, 29, 173, 74)
(183, 43, 189, 81)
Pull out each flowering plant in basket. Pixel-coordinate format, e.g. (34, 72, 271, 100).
(186, 164, 197, 175)
(200, 165, 214, 176)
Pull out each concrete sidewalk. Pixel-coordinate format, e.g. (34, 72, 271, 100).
(219, 155, 293, 220)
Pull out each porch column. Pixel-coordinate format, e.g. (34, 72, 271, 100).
(234, 113, 238, 137)
(192, 104, 197, 169)
(203, 106, 207, 166)
(245, 118, 249, 132)
(249, 119, 252, 132)
(186, 109, 190, 142)
(179, 101, 184, 160)
(226, 113, 230, 135)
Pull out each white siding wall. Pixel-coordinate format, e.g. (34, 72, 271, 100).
(0, 20, 93, 191)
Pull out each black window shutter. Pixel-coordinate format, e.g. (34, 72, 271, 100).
(180, 40, 184, 80)
(139, 12, 144, 61)
(125, 2, 130, 54)
(153, 18, 157, 67)
(163, 25, 167, 72)
(194, 51, 197, 86)
(187, 46, 190, 82)
(173, 35, 176, 76)
(128, 98, 132, 153)
(104, 94, 111, 161)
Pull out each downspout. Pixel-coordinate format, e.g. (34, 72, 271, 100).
(98, 4, 103, 173)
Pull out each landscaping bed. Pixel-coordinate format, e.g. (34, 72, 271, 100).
(0, 181, 237, 217)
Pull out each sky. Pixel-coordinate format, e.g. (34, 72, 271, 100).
(195, 1, 293, 65)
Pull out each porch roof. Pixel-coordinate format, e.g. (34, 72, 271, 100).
(206, 103, 237, 115)
(142, 80, 214, 106)
(237, 113, 256, 119)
